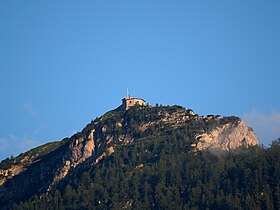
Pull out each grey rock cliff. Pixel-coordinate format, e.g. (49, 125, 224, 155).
(0, 105, 259, 207)
(195, 120, 258, 151)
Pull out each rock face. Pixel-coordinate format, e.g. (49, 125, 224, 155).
(68, 129, 96, 167)
(195, 120, 258, 151)
(0, 165, 24, 186)
(49, 130, 96, 188)
(0, 129, 99, 206)
(0, 105, 259, 207)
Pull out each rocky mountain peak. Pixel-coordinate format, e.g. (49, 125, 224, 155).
(194, 119, 258, 151)
(0, 105, 258, 207)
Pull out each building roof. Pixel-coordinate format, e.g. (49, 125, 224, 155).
(124, 97, 146, 102)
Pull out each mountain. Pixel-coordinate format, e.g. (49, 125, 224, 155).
(1, 104, 279, 209)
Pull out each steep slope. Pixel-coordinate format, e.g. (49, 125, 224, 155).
(0, 105, 258, 208)
(195, 119, 257, 151)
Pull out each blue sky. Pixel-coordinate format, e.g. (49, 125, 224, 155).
(0, 1, 280, 160)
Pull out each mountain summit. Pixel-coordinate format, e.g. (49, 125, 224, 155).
(0, 103, 260, 208)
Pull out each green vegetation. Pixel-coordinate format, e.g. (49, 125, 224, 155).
(0, 157, 15, 170)
(1, 106, 279, 209)
(8, 139, 280, 210)
(0, 138, 69, 170)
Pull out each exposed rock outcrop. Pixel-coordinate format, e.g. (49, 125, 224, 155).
(49, 129, 96, 188)
(0, 105, 259, 207)
(0, 165, 24, 186)
(68, 129, 95, 167)
(0, 129, 99, 205)
(195, 120, 258, 151)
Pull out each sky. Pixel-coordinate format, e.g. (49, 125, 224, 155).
(0, 1, 280, 161)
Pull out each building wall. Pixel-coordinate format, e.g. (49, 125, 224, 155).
(121, 97, 146, 110)
(125, 98, 146, 110)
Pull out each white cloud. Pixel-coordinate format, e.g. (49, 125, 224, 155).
(0, 135, 39, 161)
(0, 103, 47, 161)
(243, 108, 280, 145)
(19, 103, 38, 118)
(18, 103, 47, 135)
(18, 137, 38, 152)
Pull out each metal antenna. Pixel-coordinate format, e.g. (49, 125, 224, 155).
(126, 88, 129, 98)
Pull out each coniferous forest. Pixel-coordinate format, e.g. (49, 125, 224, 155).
(0, 106, 280, 209)
(7, 140, 280, 210)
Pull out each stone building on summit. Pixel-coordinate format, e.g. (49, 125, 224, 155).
(120, 95, 146, 110)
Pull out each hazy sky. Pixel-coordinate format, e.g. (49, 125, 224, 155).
(1, 1, 280, 160)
